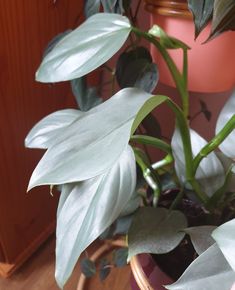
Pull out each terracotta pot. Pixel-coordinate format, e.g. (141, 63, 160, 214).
(130, 254, 173, 290)
(145, 0, 235, 93)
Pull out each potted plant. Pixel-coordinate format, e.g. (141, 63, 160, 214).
(25, 0, 235, 289)
(145, 0, 235, 93)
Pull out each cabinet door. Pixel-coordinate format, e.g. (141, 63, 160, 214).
(0, 0, 82, 277)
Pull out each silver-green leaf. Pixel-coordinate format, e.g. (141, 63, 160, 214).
(212, 218, 235, 272)
(172, 128, 225, 196)
(25, 109, 83, 149)
(166, 244, 235, 290)
(184, 225, 216, 255)
(55, 146, 136, 288)
(28, 88, 167, 190)
(128, 207, 187, 260)
(36, 13, 131, 83)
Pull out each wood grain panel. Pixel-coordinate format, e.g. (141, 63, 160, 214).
(0, 0, 83, 273)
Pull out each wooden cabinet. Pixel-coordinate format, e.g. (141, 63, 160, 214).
(0, 0, 82, 277)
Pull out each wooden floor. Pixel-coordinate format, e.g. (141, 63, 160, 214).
(0, 235, 132, 290)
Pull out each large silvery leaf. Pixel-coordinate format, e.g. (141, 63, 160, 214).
(28, 88, 167, 190)
(210, 0, 235, 38)
(166, 244, 235, 290)
(25, 109, 83, 149)
(184, 226, 216, 255)
(128, 207, 187, 260)
(216, 90, 235, 159)
(212, 218, 235, 271)
(36, 13, 131, 83)
(171, 128, 225, 196)
(55, 146, 136, 288)
(187, 0, 214, 38)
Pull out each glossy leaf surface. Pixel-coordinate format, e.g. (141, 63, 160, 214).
(212, 218, 235, 271)
(55, 146, 136, 288)
(216, 90, 235, 159)
(187, 0, 214, 38)
(28, 88, 167, 190)
(25, 109, 83, 149)
(166, 244, 235, 290)
(171, 128, 225, 196)
(211, 0, 235, 38)
(128, 207, 187, 260)
(36, 13, 131, 82)
(80, 258, 96, 277)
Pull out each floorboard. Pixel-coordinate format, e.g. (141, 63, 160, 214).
(0, 235, 132, 290)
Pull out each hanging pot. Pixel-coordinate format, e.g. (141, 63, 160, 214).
(145, 0, 235, 93)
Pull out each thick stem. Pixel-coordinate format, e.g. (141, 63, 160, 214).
(132, 27, 189, 118)
(166, 99, 209, 203)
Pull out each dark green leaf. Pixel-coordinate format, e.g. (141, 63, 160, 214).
(113, 248, 128, 267)
(116, 47, 158, 93)
(142, 113, 162, 138)
(80, 258, 96, 277)
(113, 214, 134, 235)
(187, 0, 214, 38)
(128, 207, 187, 259)
(71, 77, 102, 111)
(99, 258, 111, 281)
(84, 0, 100, 18)
(210, 0, 235, 39)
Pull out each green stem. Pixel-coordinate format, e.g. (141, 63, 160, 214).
(193, 115, 235, 175)
(152, 154, 173, 171)
(130, 135, 171, 154)
(166, 99, 209, 204)
(132, 27, 189, 118)
(133, 147, 161, 206)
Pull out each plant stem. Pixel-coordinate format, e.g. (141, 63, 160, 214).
(131, 27, 189, 118)
(130, 135, 171, 154)
(166, 99, 209, 203)
(193, 115, 235, 175)
(133, 147, 161, 206)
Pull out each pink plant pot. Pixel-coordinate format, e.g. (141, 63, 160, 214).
(130, 254, 173, 290)
(150, 14, 235, 93)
